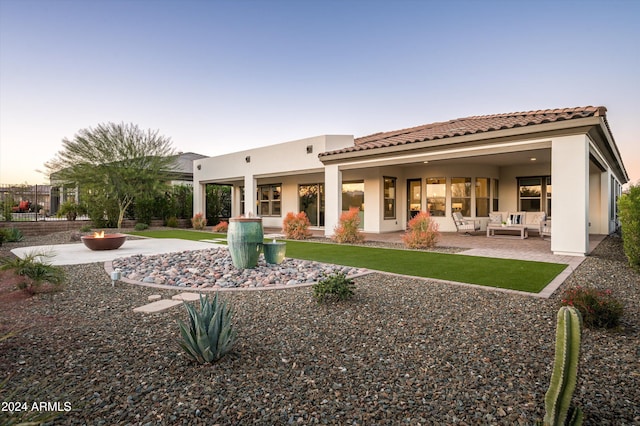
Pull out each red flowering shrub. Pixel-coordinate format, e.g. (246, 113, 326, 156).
(332, 207, 364, 244)
(212, 221, 228, 233)
(560, 286, 623, 328)
(191, 213, 207, 230)
(402, 211, 440, 249)
(282, 212, 313, 240)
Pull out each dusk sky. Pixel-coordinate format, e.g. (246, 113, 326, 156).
(1, 0, 638, 185)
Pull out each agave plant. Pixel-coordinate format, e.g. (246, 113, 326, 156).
(177, 293, 236, 364)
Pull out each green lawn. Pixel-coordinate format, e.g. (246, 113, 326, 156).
(127, 229, 567, 293)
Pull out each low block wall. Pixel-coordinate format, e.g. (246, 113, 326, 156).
(0, 219, 190, 236)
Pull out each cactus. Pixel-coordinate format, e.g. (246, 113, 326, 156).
(543, 306, 583, 426)
(177, 293, 236, 364)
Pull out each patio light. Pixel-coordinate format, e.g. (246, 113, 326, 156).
(111, 269, 122, 287)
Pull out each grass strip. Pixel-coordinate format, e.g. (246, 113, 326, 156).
(127, 229, 566, 293)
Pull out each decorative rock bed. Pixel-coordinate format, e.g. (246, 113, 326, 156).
(112, 246, 367, 289)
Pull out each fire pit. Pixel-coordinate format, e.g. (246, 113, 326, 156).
(81, 231, 127, 251)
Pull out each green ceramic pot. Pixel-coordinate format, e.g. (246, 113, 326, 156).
(228, 217, 264, 269)
(263, 241, 286, 265)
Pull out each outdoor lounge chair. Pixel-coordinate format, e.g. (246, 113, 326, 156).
(540, 218, 551, 240)
(452, 212, 481, 235)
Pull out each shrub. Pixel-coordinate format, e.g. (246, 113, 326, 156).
(134, 222, 149, 231)
(402, 211, 440, 249)
(2, 227, 24, 242)
(212, 220, 228, 232)
(56, 201, 86, 221)
(166, 216, 179, 228)
(560, 286, 623, 329)
(332, 207, 364, 244)
(2, 194, 14, 222)
(177, 293, 236, 364)
(282, 212, 312, 240)
(80, 224, 92, 232)
(191, 213, 207, 230)
(0, 251, 65, 294)
(0, 230, 4, 246)
(312, 273, 355, 303)
(618, 183, 640, 271)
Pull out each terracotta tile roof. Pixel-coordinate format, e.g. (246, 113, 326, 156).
(319, 106, 607, 157)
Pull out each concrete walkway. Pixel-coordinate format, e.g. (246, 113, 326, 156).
(11, 238, 217, 266)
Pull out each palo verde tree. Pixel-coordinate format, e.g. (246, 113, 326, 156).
(45, 122, 178, 228)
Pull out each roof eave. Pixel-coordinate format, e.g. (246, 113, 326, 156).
(319, 117, 601, 164)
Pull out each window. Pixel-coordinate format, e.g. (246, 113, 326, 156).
(299, 183, 324, 226)
(518, 176, 551, 215)
(546, 177, 552, 217)
(475, 178, 489, 217)
(258, 184, 281, 216)
(342, 181, 364, 228)
(492, 179, 499, 211)
(426, 178, 446, 216)
(518, 177, 542, 211)
(383, 177, 396, 219)
(240, 186, 245, 215)
(451, 177, 471, 216)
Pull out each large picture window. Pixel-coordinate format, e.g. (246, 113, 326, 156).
(299, 184, 324, 226)
(258, 184, 281, 216)
(426, 178, 446, 217)
(492, 179, 499, 211)
(518, 176, 551, 215)
(451, 177, 471, 217)
(383, 177, 396, 219)
(475, 178, 489, 217)
(342, 181, 364, 228)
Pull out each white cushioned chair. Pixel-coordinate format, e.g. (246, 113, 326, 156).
(452, 212, 481, 235)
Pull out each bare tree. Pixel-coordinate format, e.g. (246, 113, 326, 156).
(46, 122, 178, 228)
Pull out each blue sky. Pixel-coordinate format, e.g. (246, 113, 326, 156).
(1, 0, 638, 184)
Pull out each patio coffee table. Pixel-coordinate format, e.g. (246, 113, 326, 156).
(486, 224, 528, 239)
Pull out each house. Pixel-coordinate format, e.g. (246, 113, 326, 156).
(193, 106, 629, 256)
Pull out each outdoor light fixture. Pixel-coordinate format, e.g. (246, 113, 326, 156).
(111, 269, 121, 287)
(306, 145, 313, 154)
(197, 164, 201, 170)
(245, 156, 251, 163)
(530, 157, 537, 161)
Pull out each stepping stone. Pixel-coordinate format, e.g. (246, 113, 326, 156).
(148, 294, 162, 301)
(133, 299, 182, 313)
(171, 292, 201, 302)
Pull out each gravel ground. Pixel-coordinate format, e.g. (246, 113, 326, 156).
(0, 231, 638, 425)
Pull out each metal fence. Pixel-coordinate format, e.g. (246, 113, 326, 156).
(0, 183, 77, 222)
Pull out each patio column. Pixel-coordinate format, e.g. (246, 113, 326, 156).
(231, 185, 241, 218)
(551, 135, 589, 256)
(193, 182, 206, 218)
(324, 164, 342, 237)
(244, 175, 257, 217)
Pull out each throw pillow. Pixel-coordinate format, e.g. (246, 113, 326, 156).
(489, 213, 502, 224)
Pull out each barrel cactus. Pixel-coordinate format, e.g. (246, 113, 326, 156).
(177, 293, 236, 364)
(543, 306, 583, 426)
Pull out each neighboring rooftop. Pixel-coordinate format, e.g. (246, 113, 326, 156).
(319, 106, 608, 157)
